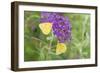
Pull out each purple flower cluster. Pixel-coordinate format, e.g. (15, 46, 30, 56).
(40, 12, 71, 43)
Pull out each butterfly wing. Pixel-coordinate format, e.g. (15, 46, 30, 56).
(39, 22, 52, 35)
(56, 43, 67, 55)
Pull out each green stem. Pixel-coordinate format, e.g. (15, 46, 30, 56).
(46, 31, 53, 60)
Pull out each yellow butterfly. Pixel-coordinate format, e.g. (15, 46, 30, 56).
(56, 43, 67, 55)
(39, 22, 52, 35)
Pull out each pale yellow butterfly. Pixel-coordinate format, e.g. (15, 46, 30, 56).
(39, 22, 52, 35)
(56, 43, 67, 55)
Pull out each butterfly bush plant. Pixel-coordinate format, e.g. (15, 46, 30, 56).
(39, 12, 71, 55)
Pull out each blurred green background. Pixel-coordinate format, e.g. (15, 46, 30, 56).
(24, 11, 90, 61)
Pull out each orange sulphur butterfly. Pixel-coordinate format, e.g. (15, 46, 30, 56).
(39, 22, 52, 35)
(56, 43, 67, 55)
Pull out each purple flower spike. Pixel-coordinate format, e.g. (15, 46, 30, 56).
(40, 12, 71, 43)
